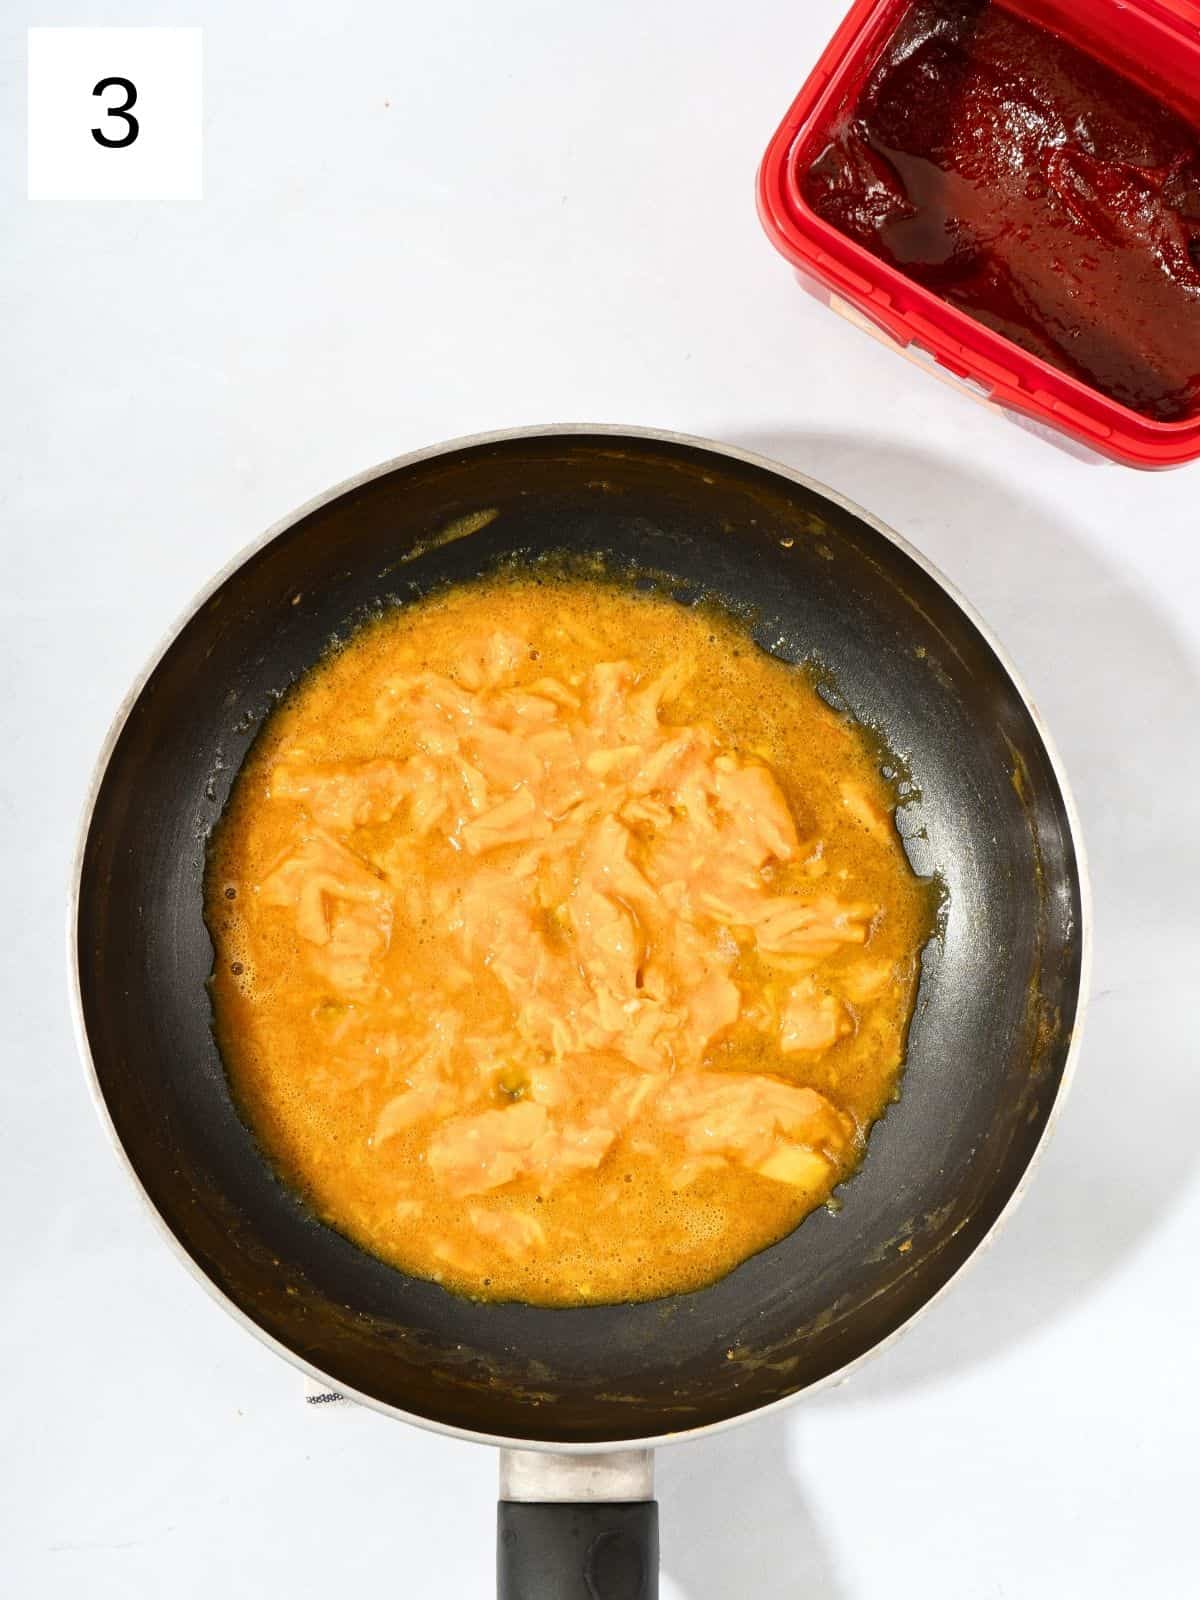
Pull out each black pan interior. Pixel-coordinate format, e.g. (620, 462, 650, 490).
(76, 432, 1083, 1444)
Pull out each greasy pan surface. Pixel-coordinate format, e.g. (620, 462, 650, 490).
(75, 430, 1083, 1445)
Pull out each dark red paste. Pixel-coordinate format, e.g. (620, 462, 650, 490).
(803, 0, 1200, 421)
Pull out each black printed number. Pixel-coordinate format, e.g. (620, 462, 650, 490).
(91, 77, 139, 149)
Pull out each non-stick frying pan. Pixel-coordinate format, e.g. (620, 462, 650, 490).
(72, 427, 1087, 1599)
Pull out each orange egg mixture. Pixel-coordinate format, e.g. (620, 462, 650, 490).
(206, 574, 932, 1305)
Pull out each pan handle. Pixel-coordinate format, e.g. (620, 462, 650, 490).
(497, 1448, 658, 1600)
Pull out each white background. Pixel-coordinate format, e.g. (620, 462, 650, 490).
(4, 1, 1199, 1595)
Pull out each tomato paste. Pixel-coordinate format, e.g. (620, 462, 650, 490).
(803, 0, 1200, 421)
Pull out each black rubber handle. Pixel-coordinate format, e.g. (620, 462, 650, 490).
(497, 1500, 659, 1600)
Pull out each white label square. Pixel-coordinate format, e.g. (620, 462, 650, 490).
(28, 28, 202, 201)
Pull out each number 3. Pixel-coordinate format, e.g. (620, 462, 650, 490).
(92, 77, 139, 148)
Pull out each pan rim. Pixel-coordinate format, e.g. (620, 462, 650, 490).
(67, 422, 1092, 1454)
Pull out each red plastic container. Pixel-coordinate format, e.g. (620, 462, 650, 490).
(757, 0, 1200, 467)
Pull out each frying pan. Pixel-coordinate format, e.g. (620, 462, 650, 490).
(71, 426, 1087, 1599)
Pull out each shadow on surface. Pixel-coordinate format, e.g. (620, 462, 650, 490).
(660, 1412, 845, 1600)
(709, 427, 1200, 1399)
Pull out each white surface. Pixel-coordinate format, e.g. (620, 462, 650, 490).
(4, 1, 1198, 1594)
